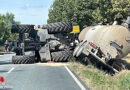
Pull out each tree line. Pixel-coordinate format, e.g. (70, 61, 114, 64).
(48, 0, 130, 29)
(0, 13, 20, 45)
(0, 0, 129, 45)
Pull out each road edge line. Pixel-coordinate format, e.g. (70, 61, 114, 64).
(64, 65, 86, 90)
(7, 67, 15, 74)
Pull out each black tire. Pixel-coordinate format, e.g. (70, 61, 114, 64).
(12, 55, 35, 64)
(42, 22, 72, 34)
(109, 59, 126, 71)
(11, 25, 35, 33)
(51, 50, 72, 62)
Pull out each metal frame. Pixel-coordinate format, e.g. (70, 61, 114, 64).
(82, 42, 119, 73)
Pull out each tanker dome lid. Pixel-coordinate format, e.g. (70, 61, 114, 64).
(126, 16, 130, 24)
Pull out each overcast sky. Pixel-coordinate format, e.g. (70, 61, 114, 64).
(0, 0, 54, 25)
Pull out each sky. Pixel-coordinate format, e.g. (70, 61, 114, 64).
(0, 0, 54, 25)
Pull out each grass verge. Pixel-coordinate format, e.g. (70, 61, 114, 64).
(69, 61, 130, 90)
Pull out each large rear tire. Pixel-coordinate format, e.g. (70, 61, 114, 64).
(108, 59, 126, 71)
(12, 55, 35, 64)
(11, 25, 35, 33)
(42, 22, 72, 34)
(51, 50, 72, 62)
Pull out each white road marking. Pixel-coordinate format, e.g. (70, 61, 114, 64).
(64, 66, 86, 90)
(7, 67, 15, 74)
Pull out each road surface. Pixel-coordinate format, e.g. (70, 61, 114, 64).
(0, 54, 89, 90)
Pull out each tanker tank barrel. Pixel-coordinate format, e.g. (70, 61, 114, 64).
(75, 17, 130, 72)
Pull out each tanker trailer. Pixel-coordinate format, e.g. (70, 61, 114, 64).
(73, 17, 130, 73)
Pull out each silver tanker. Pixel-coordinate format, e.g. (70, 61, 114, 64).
(73, 17, 130, 72)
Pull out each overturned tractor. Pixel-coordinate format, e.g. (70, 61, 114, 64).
(10, 22, 79, 64)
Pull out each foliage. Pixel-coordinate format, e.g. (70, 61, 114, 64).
(111, 0, 130, 24)
(48, 0, 130, 29)
(0, 13, 20, 45)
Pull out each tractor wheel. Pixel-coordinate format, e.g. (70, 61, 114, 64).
(12, 55, 35, 64)
(51, 50, 72, 62)
(11, 25, 35, 33)
(42, 22, 72, 34)
(111, 60, 126, 71)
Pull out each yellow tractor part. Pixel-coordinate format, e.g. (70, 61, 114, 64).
(71, 26, 80, 33)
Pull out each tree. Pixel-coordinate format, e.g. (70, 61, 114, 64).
(48, 0, 98, 29)
(0, 13, 20, 45)
(48, 0, 130, 29)
(111, 0, 130, 24)
(92, 0, 113, 24)
(72, 0, 98, 28)
(0, 14, 6, 43)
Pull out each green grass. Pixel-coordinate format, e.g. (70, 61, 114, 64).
(69, 62, 130, 90)
(117, 74, 130, 89)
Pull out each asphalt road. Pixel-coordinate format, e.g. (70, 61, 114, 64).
(0, 54, 89, 90)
